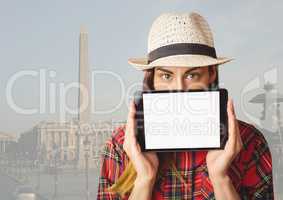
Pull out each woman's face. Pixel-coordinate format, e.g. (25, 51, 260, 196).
(153, 66, 216, 91)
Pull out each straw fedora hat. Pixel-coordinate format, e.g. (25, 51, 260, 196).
(128, 12, 233, 70)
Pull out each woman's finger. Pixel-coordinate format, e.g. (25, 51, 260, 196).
(234, 120, 243, 152)
(225, 98, 237, 156)
(231, 105, 243, 153)
(124, 100, 140, 157)
(128, 100, 137, 140)
(124, 101, 133, 147)
(125, 100, 136, 140)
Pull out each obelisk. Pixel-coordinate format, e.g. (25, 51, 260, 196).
(77, 25, 93, 169)
(78, 25, 91, 124)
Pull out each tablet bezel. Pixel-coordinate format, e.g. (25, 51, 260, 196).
(134, 88, 228, 152)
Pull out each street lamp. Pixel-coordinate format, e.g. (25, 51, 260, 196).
(52, 143, 59, 200)
(25, 151, 29, 174)
(83, 135, 91, 200)
(15, 152, 19, 177)
(18, 152, 23, 179)
(35, 146, 41, 192)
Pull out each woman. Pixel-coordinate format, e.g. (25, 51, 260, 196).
(97, 12, 274, 199)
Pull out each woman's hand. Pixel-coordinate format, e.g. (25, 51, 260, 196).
(206, 98, 243, 182)
(123, 99, 159, 184)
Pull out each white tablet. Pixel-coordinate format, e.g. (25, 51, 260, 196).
(134, 89, 228, 152)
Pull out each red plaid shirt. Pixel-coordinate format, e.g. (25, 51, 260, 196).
(97, 120, 274, 199)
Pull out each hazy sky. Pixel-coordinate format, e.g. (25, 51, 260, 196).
(0, 0, 282, 135)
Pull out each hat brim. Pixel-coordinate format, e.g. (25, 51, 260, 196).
(128, 54, 234, 70)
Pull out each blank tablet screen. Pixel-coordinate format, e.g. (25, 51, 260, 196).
(142, 91, 220, 150)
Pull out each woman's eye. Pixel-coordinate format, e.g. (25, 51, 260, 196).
(186, 73, 200, 80)
(161, 73, 172, 80)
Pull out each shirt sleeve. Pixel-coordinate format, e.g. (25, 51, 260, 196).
(241, 127, 274, 200)
(96, 128, 129, 200)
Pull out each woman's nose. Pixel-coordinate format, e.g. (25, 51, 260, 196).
(175, 78, 186, 90)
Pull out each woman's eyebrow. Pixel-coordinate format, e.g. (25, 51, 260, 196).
(155, 67, 174, 74)
(184, 67, 201, 74)
(156, 67, 201, 74)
